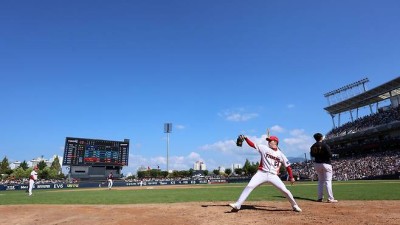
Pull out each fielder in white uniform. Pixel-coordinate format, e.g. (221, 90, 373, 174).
(107, 172, 114, 190)
(310, 133, 338, 203)
(28, 166, 38, 196)
(230, 135, 302, 212)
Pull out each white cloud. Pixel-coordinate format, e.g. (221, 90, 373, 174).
(281, 129, 314, 157)
(188, 152, 201, 160)
(149, 156, 166, 165)
(270, 125, 285, 133)
(175, 124, 185, 130)
(219, 109, 258, 122)
(124, 151, 204, 174)
(199, 139, 237, 153)
(287, 104, 295, 109)
(123, 128, 315, 175)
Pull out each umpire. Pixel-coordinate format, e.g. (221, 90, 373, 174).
(310, 133, 338, 203)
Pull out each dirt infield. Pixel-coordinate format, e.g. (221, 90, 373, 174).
(1, 200, 399, 225)
(1, 184, 399, 225)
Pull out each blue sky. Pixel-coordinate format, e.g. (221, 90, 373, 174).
(1, 1, 399, 175)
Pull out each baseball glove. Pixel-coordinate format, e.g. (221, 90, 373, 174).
(236, 135, 245, 147)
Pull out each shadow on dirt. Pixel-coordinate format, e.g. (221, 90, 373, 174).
(201, 203, 292, 213)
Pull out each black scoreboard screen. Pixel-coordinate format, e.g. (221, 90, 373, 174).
(62, 137, 129, 166)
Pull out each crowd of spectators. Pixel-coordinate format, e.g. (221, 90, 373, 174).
(0, 178, 65, 185)
(2, 150, 399, 185)
(291, 150, 400, 181)
(3, 148, 398, 185)
(326, 106, 400, 138)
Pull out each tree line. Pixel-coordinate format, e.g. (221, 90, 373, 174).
(1, 156, 276, 181)
(129, 159, 264, 180)
(0, 156, 65, 181)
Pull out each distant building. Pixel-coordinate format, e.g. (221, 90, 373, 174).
(137, 165, 148, 172)
(125, 172, 133, 177)
(10, 155, 62, 170)
(232, 163, 242, 171)
(193, 161, 207, 171)
(28, 155, 62, 168)
(10, 161, 21, 169)
(29, 157, 49, 168)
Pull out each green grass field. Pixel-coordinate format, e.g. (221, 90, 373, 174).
(1, 180, 399, 205)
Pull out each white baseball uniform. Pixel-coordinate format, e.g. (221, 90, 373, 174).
(232, 139, 300, 210)
(28, 170, 38, 196)
(107, 173, 113, 190)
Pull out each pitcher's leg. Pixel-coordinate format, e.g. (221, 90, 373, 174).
(235, 171, 267, 208)
(270, 175, 298, 207)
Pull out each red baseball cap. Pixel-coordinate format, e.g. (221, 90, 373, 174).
(266, 136, 279, 144)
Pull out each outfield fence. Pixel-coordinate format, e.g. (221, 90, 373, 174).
(0, 178, 240, 191)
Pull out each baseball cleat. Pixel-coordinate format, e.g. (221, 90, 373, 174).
(229, 203, 240, 211)
(317, 198, 323, 202)
(293, 205, 302, 212)
(327, 199, 338, 203)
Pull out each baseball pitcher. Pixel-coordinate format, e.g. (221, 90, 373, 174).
(230, 134, 302, 212)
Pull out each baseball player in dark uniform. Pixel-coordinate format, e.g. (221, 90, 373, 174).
(310, 133, 338, 203)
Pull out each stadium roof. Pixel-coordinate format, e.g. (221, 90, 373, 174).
(324, 76, 400, 115)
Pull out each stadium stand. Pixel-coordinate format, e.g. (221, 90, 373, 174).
(292, 77, 400, 181)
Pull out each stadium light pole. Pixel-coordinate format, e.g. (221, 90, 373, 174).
(164, 123, 172, 173)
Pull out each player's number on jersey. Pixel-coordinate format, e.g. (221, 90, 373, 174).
(311, 146, 322, 154)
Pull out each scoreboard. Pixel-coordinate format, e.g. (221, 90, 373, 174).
(62, 137, 129, 166)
